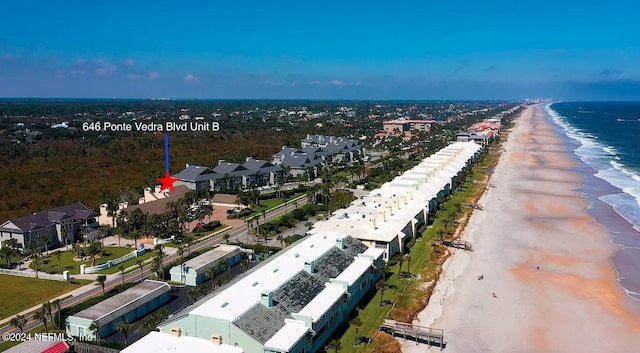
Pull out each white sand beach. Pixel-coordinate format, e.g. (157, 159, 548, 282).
(401, 104, 640, 353)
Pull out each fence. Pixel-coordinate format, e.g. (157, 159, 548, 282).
(0, 268, 65, 281)
(83, 249, 146, 274)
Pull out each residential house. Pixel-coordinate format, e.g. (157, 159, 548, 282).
(0, 203, 97, 252)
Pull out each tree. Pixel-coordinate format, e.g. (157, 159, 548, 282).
(119, 264, 125, 285)
(89, 321, 101, 341)
(241, 255, 249, 270)
(136, 259, 144, 282)
(205, 267, 216, 290)
(351, 317, 363, 346)
(177, 246, 186, 285)
(97, 275, 107, 295)
(379, 263, 389, 282)
(27, 240, 39, 279)
(62, 228, 69, 251)
(398, 255, 405, 275)
(304, 221, 313, 230)
(404, 253, 411, 275)
(141, 315, 157, 333)
(10, 315, 27, 333)
(52, 298, 62, 329)
(116, 319, 133, 346)
(327, 339, 342, 352)
(188, 288, 198, 303)
(223, 233, 230, 244)
(34, 306, 48, 334)
(55, 250, 62, 273)
(376, 281, 389, 307)
(0, 245, 13, 269)
(184, 234, 195, 255)
(87, 241, 102, 267)
(220, 258, 230, 278)
(44, 301, 53, 326)
(151, 256, 163, 280)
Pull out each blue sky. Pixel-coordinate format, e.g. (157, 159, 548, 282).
(1, 0, 639, 100)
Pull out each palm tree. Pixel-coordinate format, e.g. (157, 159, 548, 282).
(116, 319, 133, 346)
(188, 288, 199, 303)
(404, 253, 411, 276)
(376, 281, 389, 307)
(223, 234, 230, 244)
(220, 258, 230, 278)
(89, 321, 101, 341)
(205, 267, 216, 290)
(10, 315, 27, 333)
(379, 263, 389, 282)
(55, 250, 62, 273)
(177, 246, 185, 285)
(52, 298, 62, 329)
(39, 234, 49, 255)
(97, 275, 107, 295)
(136, 259, 144, 282)
(44, 301, 53, 325)
(34, 306, 48, 334)
(327, 339, 341, 352)
(351, 317, 363, 346)
(27, 240, 39, 278)
(184, 234, 194, 255)
(119, 264, 125, 285)
(0, 245, 13, 268)
(151, 257, 163, 280)
(62, 228, 69, 251)
(398, 255, 405, 275)
(241, 255, 249, 270)
(141, 315, 157, 333)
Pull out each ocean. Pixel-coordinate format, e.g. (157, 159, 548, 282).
(547, 102, 640, 302)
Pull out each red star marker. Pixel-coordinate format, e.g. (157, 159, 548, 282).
(158, 171, 178, 191)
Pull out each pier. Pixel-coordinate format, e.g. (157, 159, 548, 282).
(379, 319, 445, 349)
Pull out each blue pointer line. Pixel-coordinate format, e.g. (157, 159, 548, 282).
(165, 134, 170, 173)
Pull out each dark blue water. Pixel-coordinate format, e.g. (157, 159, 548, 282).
(547, 102, 640, 301)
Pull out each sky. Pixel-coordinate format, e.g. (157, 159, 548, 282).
(1, 0, 639, 100)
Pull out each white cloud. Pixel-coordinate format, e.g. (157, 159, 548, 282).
(330, 79, 346, 86)
(184, 74, 200, 82)
(309, 80, 321, 85)
(123, 59, 135, 66)
(148, 71, 159, 80)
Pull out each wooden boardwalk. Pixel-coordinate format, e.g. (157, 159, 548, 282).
(436, 239, 473, 251)
(379, 319, 445, 349)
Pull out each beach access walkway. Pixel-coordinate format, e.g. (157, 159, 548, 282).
(380, 319, 445, 349)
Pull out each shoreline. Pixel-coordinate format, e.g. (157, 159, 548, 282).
(547, 103, 640, 303)
(401, 104, 640, 353)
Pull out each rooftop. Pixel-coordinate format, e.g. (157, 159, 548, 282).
(121, 331, 243, 353)
(177, 245, 241, 272)
(72, 280, 170, 324)
(188, 232, 364, 322)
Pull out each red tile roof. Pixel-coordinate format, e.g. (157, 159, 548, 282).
(41, 341, 69, 353)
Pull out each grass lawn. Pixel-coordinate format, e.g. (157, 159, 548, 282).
(0, 274, 90, 321)
(97, 250, 156, 274)
(31, 247, 132, 275)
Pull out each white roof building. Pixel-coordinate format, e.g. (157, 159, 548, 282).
(308, 141, 483, 259)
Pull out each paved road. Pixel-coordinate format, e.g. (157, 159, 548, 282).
(0, 196, 309, 341)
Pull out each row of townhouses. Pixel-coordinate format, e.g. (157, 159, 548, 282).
(121, 141, 484, 353)
(173, 135, 365, 192)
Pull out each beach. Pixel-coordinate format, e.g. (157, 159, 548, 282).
(402, 104, 640, 353)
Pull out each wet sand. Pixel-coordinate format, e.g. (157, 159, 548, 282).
(402, 104, 640, 352)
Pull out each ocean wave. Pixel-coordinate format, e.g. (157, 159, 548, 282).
(547, 104, 640, 231)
